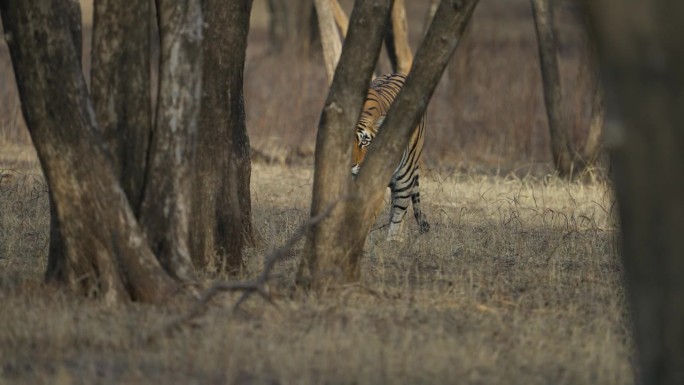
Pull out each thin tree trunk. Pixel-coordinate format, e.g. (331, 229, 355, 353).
(91, 0, 152, 214)
(582, 77, 603, 162)
(138, 0, 202, 281)
(384, 0, 413, 74)
(191, 0, 254, 273)
(584, 2, 684, 383)
(299, 0, 393, 289)
(530, 0, 574, 176)
(266, 0, 315, 54)
(0, 0, 177, 303)
(314, 0, 342, 85)
(330, 0, 348, 38)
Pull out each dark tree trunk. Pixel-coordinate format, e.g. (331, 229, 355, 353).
(584, 2, 684, 384)
(299, 0, 480, 289)
(191, 0, 254, 273)
(138, 0, 202, 281)
(91, 0, 152, 214)
(530, 0, 574, 176)
(267, 0, 316, 54)
(0, 0, 177, 303)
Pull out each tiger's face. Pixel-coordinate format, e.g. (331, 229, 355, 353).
(352, 115, 385, 179)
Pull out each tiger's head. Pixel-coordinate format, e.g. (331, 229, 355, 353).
(352, 114, 385, 179)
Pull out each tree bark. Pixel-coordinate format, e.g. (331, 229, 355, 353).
(530, 0, 574, 176)
(91, 0, 152, 213)
(584, 2, 684, 384)
(191, 0, 254, 273)
(384, 0, 413, 74)
(0, 0, 177, 303)
(137, 0, 202, 281)
(299, 0, 393, 289)
(314, 0, 343, 85)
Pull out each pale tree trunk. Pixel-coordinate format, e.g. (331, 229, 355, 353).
(314, 0, 342, 85)
(384, 0, 413, 74)
(0, 0, 177, 303)
(191, 0, 254, 273)
(299, 0, 480, 289)
(91, 0, 152, 213)
(329, 0, 348, 38)
(530, 0, 574, 176)
(584, 2, 684, 384)
(298, 0, 393, 289)
(138, 0, 202, 281)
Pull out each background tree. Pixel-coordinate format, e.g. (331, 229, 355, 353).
(531, 0, 603, 177)
(584, 1, 684, 383)
(299, 0, 480, 289)
(266, 0, 317, 54)
(384, 0, 413, 74)
(190, 0, 254, 273)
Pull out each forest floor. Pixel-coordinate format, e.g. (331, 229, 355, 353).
(0, 146, 632, 384)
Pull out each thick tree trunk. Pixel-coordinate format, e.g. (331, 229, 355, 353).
(584, 2, 684, 384)
(91, 0, 152, 213)
(314, 0, 343, 85)
(0, 0, 177, 303)
(299, 0, 393, 289)
(384, 0, 413, 74)
(191, 0, 254, 273)
(530, 0, 574, 176)
(137, 0, 202, 281)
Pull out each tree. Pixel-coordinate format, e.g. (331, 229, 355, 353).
(190, 0, 254, 273)
(266, 0, 317, 54)
(584, 2, 684, 384)
(299, 0, 480, 289)
(384, 0, 413, 74)
(531, 0, 603, 177)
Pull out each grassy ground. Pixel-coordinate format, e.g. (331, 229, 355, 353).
(0, 0, 631, 383)
(0, 151, 632, 384)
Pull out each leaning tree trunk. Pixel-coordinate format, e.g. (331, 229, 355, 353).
(299, 0, 480, 289)
(584, 2, 684, 384)
(0, 0, 177, 303)
(91, 0, 152, 214)
(191, 0, 254, 273)
(298, 0, 393, 289)
(530, 0, 574, 176)
(384, 0, 413, 74)
(137, 0, 202, 282)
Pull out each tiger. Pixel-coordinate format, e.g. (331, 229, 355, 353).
(351, 73, 430, 242)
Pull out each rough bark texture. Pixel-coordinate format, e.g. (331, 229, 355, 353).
(137, 0, 202, 281)
(585, 2, 684, 384)
(343, 0, 479, 279)
(0, 0, 177, 303)
(299, 0, 392, 289)
(314, 0, 343, 85)
(530, 0, 574, 176)
(90, 0, 152, 213)
(384, 0, 413, 74)
(191, 0, 253, 273)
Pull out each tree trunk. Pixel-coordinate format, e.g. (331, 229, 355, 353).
(584, 2, 684, 384)
(314, 0, 343, 85)
(530, 0, 574, 176)
(299, 0, 393, 289)
(137, 0, 202, 281)
(266, 0, 316, 54)
(91, 0, 152, 213)
(299, 0, 480, 289)
(329, 0, 348, 38)
(0, 0, 177, 303)
(191, 0, 254, 273)
(384, 0, 413, 74)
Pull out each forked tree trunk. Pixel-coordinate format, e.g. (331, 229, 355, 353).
(138, 0, 202, 281)
(530, 0, 575, 176)
(585, 2, 684, 384)
(299, 0, 479, 289)
(384, 0, 413, 74)
(298, 0, 393, 289)
(314, 0, 343, 85)
(0, 0, 177, 303)
(91, 0, 152, 213)
(191, 0, 254, 273)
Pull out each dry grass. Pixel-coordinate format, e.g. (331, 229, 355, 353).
(0, 153, 632, 384)
(0, 0, 632, 383)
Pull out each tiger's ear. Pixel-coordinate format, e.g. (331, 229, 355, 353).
(372, 115, 386, 130)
